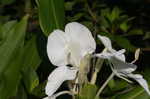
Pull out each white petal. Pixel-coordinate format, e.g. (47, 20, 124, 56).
(98, 35, 113, 51)
(127, 74, 150, 95)
(95, 49, 126, 61)
(98, 35, 126, 61)
(94, 52, 112, 59)
(110, 61, 133, 83)
(45, 66, 77, 96)
(110, 56, 137, 73)
(113, 49, 126, 62)
(47, 30, 69, 66)
(65, 22, 96, 58)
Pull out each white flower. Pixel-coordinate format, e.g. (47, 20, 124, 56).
(95, 35, 150, 95)
(97, 35, 125, 61)
(45, 22, 96, 97)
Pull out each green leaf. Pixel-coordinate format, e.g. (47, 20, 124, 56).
(0, 15, 28, 75)
(110, 79, 129, 91)
(111, 7, 121, 22)
(120, 22, 130, 32)
(108, 78, 116, 89)
(114, 35, 136, 51)
(67, 13, 84, 21)
(23, 69, 39, 93)
(16, 84, 28, 99)
(21, 36, 41, 93)
(65, 1, 75, 11)
(0, 20, 17, 45)
(32, 81, 47, 98)
(0, 49, 24, 99)
(22, 35, 41, 70)
(0, 15, 28, 99)
(114, 86, 150, 99)
(37, 0, 65, 36)
(79, 83, 98, 99)
(128, 29, 143, 36)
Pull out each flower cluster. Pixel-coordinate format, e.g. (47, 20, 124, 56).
(44, 22, 150, 99)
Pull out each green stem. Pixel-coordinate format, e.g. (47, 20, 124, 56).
(95, 72, 115, 98)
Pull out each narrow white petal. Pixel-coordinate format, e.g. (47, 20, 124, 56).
(128, 74, 150, 95)
(98, 35, 113, 51)
(47, 30, 69, 66)
(94, 52, 112, 59)
(45, 66, 77, 96)
(110, 56, 137, 73)
(95, 49, 126, 61)
(65, 22, 96, 58)
(115, 73, 133, 83)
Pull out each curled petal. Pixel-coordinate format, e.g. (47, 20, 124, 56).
(65, 22, 96, 59)
(47, 30, 69, 66)
(45, 66, 78, 96)
(113, 49, 126, 62)
(98, 35, 113, 51)
(127, 74, 150, 95)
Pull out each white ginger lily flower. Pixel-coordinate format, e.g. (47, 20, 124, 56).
(95, 35, 150, 95)
(45, 22, 96, 98)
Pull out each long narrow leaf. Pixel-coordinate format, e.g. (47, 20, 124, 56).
(37, 0, 65, 36)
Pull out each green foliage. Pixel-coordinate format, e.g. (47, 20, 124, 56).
(0, 15, 28, 75)
(22, 36, 41, 93)
(0, 15, 28, 99)
(79, 83, 98, 99)
(0, 15, 41, 99)
(0, 0, 150, 99)
(37, 0, 65, 36)
(114, 86, 150, 99)
(0, 0, 15, 6)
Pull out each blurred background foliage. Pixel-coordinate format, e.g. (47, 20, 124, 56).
(0, 0, 150, 99)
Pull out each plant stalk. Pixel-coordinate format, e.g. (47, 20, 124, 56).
(95, 72, 115, 98)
